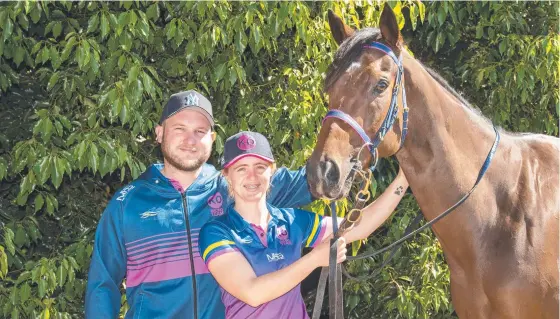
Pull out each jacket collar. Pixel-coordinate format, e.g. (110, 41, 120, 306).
(139, 163, 220, 192)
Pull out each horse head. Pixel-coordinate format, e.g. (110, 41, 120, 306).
(307, 6, 408, 199)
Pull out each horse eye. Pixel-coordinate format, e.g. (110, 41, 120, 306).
(373, 80, 389, 94)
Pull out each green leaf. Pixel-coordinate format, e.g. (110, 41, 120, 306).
(14, 226, 28, 248)
(68, 265, 75, 283)
(166, 20, 176, 40)
(43, 119, 53, 141)
(47, 72, 60, 91)
(61, 36, 76, 61)
(38, 279, 46, 298)
(147, 3, 160, 21)
(252, 24, 261, 47)
(0, 246, 7, 277)
(435, 32, 445, 53)
(52, 21, 62, 38)
(214, 63, 226, 82)
(39, 156, 52, 184)
(17, 13, 29, 31)
(128, 65, 140, 83)
(141, 72, 154, 96)
(418, 2, 426, 23)
(437, 5, 447, 26)
(34, 194, 44, 212)
(118, 54, 126, 69)
(20, 172, 35, 195)
(45, 195, 54, 215)
(4, 228, 15, 255)
(117, 12, 128, 35)
(0, 159, 6, 181)
(2, 18, 13, 42)
(89, 144, 98, 173)
(58, 265, 67, 287)
(100, 13, 109, 39)
(476, 25, 484, 39)
(87, 13, 99, 33)
(30, 6, 41, 23)
(409, 4, 417, 30)
(51, 157, 62, 188)
(20, 283, 31, 302)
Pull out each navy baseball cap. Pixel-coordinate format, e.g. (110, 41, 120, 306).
(159, 90, 214, 126)
(222, 131, 275, 169)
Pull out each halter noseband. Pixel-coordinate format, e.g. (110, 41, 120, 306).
(322, 42, 409, 167)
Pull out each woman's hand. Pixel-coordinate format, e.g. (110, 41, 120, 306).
(311, 236, 347, 267)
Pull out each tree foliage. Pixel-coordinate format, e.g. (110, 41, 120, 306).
(0, 1, 556, 318)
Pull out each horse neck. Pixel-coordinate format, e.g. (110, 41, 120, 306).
(394, 53, 499, 262)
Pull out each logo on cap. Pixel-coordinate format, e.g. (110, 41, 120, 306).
(184, 93, 199, 107)
(237, 134, 256, 151)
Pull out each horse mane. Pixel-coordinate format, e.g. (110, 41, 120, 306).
(324, 27, 493, 126)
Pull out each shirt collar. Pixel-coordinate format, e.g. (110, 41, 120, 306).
(227, 203, 286, 233)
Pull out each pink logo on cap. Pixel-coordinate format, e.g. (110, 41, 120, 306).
(237, 134, 256, 151)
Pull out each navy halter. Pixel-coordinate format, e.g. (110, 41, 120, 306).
(322, 42, 409, 165)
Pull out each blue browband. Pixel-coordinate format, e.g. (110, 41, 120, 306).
(323, 42, 409, 165)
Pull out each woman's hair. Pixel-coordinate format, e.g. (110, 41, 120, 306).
(223, 163, 277, 199)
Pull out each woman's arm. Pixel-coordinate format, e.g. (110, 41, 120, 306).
(343, 168, 408, 242)
(320, 168, 409, 243)
(207, 237, 346, 307)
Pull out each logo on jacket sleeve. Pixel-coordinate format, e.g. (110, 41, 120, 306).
(276, 225, 291, 245)
(116, 185, 135, 201)
(207, 192, 224, 216)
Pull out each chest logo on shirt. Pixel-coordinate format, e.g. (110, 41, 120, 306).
(276, 225, 291, 245)
(267, 253, 284, 262)
(207, 192, 224, 216)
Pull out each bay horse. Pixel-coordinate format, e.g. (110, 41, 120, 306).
(306, 6, 559, 319)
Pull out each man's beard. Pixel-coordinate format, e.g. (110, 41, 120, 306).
(161, 136, 210, 172)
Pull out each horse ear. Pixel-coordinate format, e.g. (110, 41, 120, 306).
(379, 4, 402, 49)
(328, 10, 355, 46)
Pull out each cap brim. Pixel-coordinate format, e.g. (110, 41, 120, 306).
(223, 154, 275, 169)
(162, 106, 214, 126)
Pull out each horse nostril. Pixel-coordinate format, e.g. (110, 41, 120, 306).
(321, 158, 340, 185)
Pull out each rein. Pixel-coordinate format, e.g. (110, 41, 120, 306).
(311, 41, 501, 319)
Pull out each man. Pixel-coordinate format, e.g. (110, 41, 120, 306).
(85, 90, 313, 319)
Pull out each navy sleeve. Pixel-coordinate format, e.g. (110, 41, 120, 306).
(292, 209, 328, 248)
(267, 166, 313, 208)
(200, 222, 239, 266)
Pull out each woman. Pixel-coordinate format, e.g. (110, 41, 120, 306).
(199, 131, 409, 319)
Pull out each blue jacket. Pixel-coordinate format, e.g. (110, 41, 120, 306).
(85, 163, 312, 319)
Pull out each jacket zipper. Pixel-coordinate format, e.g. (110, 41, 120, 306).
(181, 193, 198, 319)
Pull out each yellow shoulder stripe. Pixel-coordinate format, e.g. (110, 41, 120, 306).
(202, 240, 235, 260)
(305, 214, 320, 247)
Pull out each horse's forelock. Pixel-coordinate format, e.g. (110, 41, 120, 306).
(324, 28, 382, 92)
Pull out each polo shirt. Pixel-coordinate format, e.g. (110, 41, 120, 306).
(199, 204, 328, 319)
